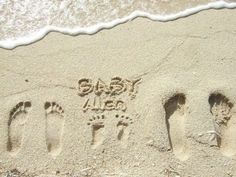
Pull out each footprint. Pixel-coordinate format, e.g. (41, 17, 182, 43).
(7, 101, 31, 154)
(115, 114, 133, 145)
(164, 94, 188, 160)
(87, 115, 105, 148)
(44, 102, 64, 156)
(209, 93, 235, 156)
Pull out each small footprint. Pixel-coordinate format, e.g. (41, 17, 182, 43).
(87, 115, 105, 148)
(115, 114, 133, 145)
(209, 93, 235, 156)
(44, 102, 64, 156)
(164, 94, 189, 160)
(7, 101, 31, 154)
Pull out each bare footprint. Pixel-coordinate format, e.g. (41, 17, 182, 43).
(7, 101, 31, 154)
(209, 93, 235, 156)
(44, 102, 64, 156)
(87, 115, 105, 148)
(164, 94, 188, 160)
(115, 114, 133, 146)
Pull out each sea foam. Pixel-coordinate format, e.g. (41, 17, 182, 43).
(0, 0, 235, 49)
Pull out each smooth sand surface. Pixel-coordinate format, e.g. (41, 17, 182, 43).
(0, 9, 236, 177)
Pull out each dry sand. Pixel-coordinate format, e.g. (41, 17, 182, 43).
(0, 9, 236, 177)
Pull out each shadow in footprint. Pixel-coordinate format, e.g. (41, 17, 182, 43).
(7, 101, 31, 154)
(164, 94, 189, 160)
(117, 121, 128, 141)
(209, 93, 235, 156)
(87, 115, 105, 148)
(44, 102, 64, 156)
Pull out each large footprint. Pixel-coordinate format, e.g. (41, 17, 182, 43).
(164, 94, 189, 160)
(8, 101, 31, 154)
(209, 93, 235, 156)
(44, 102, 64, 156)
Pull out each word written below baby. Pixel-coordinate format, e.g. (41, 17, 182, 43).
(77, 77, 141, 112)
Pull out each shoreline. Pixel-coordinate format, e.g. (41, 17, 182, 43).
(0, 1, 236, 49)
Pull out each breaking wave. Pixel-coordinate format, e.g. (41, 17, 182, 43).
(0, 0, 235, 49)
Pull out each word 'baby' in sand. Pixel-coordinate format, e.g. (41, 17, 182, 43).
(77, 77, 141, 97)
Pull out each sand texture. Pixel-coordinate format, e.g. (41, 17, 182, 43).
(0, 9, 236, 177)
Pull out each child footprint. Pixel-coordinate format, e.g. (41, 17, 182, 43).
(87, 115, 105, 148)
(115, 114, 133, 145)
(44, 102, 65, 156)
(8, 101, 32, 154)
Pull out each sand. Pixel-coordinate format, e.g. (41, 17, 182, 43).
(0, 9, 236, 177)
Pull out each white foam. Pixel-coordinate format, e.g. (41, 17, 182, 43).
(0, 1, 236, 49)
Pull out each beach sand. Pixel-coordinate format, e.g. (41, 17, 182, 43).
(0, 9, 236, 177)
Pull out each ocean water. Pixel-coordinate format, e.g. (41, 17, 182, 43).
(0, 0, 235, 49)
